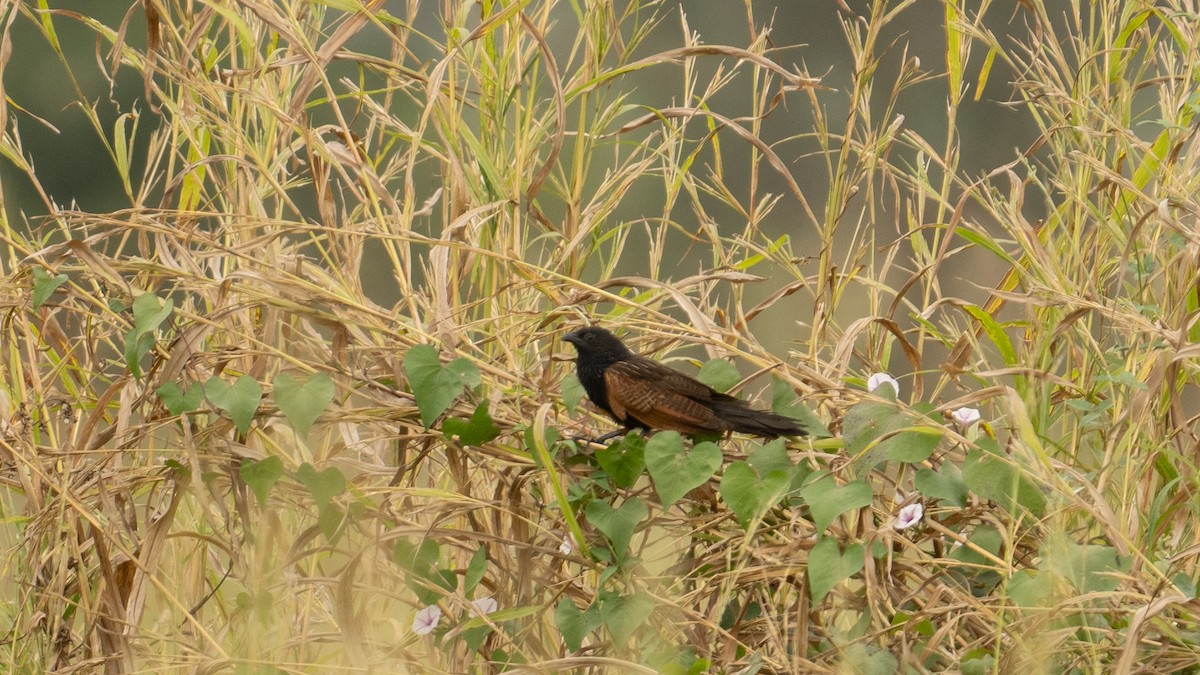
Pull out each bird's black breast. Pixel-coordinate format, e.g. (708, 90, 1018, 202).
(575, 355, 616, 418)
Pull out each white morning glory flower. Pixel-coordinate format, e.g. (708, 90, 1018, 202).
(893, 502, 924, 530)
(951, 407, 981, 426)
(411, 605, 442, 635)
(867, 372, 900, 397)
(471, 597, 498, 616)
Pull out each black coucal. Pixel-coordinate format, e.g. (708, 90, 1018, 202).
(563, 326, 806, 439)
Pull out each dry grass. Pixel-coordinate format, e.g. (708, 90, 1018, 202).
(2, 0, 1200, 672)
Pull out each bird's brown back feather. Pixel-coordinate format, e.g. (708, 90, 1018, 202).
(602, 358, 730, 434)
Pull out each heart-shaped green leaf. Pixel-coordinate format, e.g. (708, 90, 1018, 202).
(585, 497, 647, 559)
(595, 432, 646, 489)
(644, 432, 722, 508)
(562, 374, 585, 415)
(31, 267, 69, 311)
(800, 475, 872, 532)
(599, 591, 654, 646)
(963, 438, 1046, 517)
(236, 588, 276, 629)
(464, 546, 487, 595)
(719, 462, 760, 527)
(1007, 569, 1054, 608)
(808, 535, 865, 603)
(124, 332, 156, 379)
(720, 461, 792, 528)
(844, 401, 941, 476)
(443, 401, 502, 446)
(746, 438, 791, 474)
(462, 623, 492, 653)
(961, 650, 998, 675)
(273, 372, 334, 436)
(239, 456, 283, 506)
(393, 538, 455, 605)
(1041, 534, 1126, 594)
(404, 344, 481, 428)
(1172, 572, 1196, 598)
(841, 643, 899, 675)
(131, 291, 174, 337)
(418, 570, 458, 606)
(949, 525, 1002, 566)
(915, 463, 967, 507)
(697, 359, 741, 393)
(556, 599, 601, 652)
(747, 439, 809, 494)
(393, 538, 439, 572)
(205, 375, 263, 434)
(124, 292, 173, 379)
(156, 381, 204, 416)
(297, 462, 345, 508)
(317, 502, 345, 542)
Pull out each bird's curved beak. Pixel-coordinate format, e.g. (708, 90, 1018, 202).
(563, 330, 583, 347)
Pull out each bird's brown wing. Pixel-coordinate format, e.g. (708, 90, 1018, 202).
(602, 357, 729, 434)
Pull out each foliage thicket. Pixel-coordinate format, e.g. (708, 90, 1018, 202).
(2, 1, 1200, 672)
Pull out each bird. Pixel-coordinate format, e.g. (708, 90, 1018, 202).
(563, 326, 806, 440)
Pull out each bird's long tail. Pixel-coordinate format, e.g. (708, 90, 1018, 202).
(710, 395, 807, 439)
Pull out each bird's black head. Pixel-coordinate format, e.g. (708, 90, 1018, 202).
(563, 326, 632, 360)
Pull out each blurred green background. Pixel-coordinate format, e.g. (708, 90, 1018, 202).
(4, 1, 1035, 240)
(3, 0, 1053, 381)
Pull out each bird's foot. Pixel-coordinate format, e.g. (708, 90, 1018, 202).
(569, 428, 628, 446)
